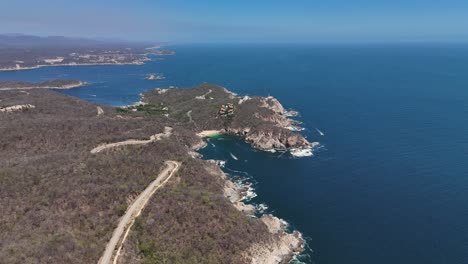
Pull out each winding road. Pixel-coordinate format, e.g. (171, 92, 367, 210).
(91, 127, 172, 154)
(98, 160, 181, 264)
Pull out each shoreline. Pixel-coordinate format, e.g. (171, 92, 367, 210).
(197, 129, 320, 158)
(0, 61, 147, 72)
(0, 82, 89, 91)
(203, 158, 305, 263)
(0, 81, 89, 91)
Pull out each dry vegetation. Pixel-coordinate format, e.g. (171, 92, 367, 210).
(143, 84, 286, 131)
(143, 83, 308, 150)
(0, 88, 272, 263)
(0, 80, 86, 90)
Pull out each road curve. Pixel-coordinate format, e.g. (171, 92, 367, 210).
(98, 160, 180, 264)
(91, 127, 172, 154)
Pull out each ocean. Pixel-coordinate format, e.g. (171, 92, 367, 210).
(2, 43, 468, 264)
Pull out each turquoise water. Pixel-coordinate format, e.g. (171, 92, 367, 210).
(2, 44, 468, 263)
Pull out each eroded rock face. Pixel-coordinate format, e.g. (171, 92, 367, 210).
(286, 134, 309, 148)
(260, 96, 286, 114)
(246, 214, 304, 264)
(226, 127, 310, 150)
(255, 112, 292, 128)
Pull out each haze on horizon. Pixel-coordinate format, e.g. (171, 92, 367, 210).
(1, 0, 468, 43)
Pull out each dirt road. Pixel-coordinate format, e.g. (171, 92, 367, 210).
(91, 127, 172, 154)
(98, 160, 180, 264)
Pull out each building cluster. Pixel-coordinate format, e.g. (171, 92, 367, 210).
(219, 103, 235, 117)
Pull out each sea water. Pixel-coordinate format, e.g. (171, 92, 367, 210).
(2, 43, 468, 264)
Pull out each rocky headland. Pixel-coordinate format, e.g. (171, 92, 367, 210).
(142, 83, 316, 154)
(0, 35, 175, 72)
(0, 79, 88, 90)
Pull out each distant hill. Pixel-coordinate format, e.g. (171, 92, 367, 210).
(0, 34, 151, 49)
(0, 34, 169, 70)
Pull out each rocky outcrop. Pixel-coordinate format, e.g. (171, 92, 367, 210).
(0, 104, 35, 112)
(145, 73, 165, 80)
(254, 112, 293, 128)
(226, 94, 311, 151)
(247, 131, 310, 150)
(245, 215, 304, 264)
(260, 96, 286, 114)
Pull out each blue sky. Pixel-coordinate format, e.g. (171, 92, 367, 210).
(1, 0, 468, 43)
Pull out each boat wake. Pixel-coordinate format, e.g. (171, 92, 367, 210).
(230, 152, 239, 160)
(316, 128, 324, 136)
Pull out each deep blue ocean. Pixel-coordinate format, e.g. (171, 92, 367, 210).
(2, 44, 468, 264)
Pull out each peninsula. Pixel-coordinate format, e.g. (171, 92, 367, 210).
(0, 83, 310, 263)
(0, 34, 174, 71)
(142, 84, 313, 152)
(0, 80, 88, 90)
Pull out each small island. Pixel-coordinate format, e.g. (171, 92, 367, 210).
(0, 80, 88, 90)
(145, 73, 165, 80)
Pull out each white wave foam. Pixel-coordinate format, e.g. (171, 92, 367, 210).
(284, 110, 299, 117)
(256, 203, 269, 214)
(285, 125, 305, 131)
(290, 142, 320, 158)
(241, 184, 257, 202)
(290, 148, 313, 157)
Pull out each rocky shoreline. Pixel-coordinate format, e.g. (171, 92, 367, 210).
(203, 159, 305, 264)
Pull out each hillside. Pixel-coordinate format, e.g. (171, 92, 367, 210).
(0, 84, 305, 263)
